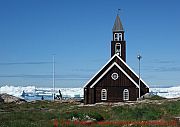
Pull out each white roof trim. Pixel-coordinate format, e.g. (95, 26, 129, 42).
(90, 62, 140, 88)
(115, 54, 149, 88)
(83, 55, 117, 88)
(84, 54, 149, 89)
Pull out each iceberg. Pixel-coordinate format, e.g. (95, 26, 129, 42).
(150, 85, 180, 98)
(1, 85, 180, 101)
(0, 85, 35, 98)
(0, 85, 83, 101)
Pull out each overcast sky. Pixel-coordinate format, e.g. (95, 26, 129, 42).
(0, 0, 180, 88)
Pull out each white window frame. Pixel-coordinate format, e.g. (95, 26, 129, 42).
(115, 43, 121, 56)
(123, 89, 129, 101)
(101, 89, 107, 100)
(111, 73, 119, 80)
(114, 33, 122, 41)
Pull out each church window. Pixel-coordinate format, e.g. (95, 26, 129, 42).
(111, 73, 119, 80)
(115, 43, 121, 56)
(123, 89, 129, 101)
(101, 89, 107, 100)
(115, 33, 118, 39)
(114, 33, 122, 41)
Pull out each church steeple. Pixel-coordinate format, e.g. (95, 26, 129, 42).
(111, 14, 126, 62)
(112, 15, 124, 32)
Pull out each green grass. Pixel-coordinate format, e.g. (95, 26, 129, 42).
(146, 95, 166, 100)
(111, 104, 163, 121)
(0, 99, 180, 127)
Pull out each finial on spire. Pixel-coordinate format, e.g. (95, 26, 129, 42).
(117, 9, 121, 16)
(112, 9, 124, 32)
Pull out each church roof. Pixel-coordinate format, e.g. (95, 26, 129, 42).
(84, 54, 149, 89)
(112, 15, 124, 32)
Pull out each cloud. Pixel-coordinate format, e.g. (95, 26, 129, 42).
(156, 60, 175, 64)
(142, 58, 180, 72)
(0, 74, 91, 80)
(0, 62, 52, 65)
(72, 69, 97, 72)
(141, 66, 180, 72)
(150, 59, 177, 64)
(153, 66, 180, 72)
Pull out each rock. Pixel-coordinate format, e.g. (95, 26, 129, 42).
(61, 98, 81, 104)
(72, 116, 79, 121)
(0, 96, 4, 103)
(138, 92, 155, 101)
(0, 93, 26, 103)
(84, 115, 96, 122)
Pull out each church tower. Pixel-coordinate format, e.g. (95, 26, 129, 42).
(84, 14, 149, 104)
(111, 15, 126, 62)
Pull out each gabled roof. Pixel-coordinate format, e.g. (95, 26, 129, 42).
(112, 15, 124, 32)
(83, 54, 149, 89)
(90, 62, 139, 88)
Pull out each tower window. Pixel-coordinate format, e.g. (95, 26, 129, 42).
(114, 33, 122, 41)
(101, 89, 107, 100)
(123, 89, 129, 101)
(115, 43, 121, 56)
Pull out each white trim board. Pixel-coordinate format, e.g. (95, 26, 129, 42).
(116, 55, 149, 88)
(83, 54, 117, 88)
(90, 62, 140, 88)
(83, 54, 149, 89)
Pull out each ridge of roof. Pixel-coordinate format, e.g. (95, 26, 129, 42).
(84, 54, 149, 89)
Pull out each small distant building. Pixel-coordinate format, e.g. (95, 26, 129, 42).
(84, 15, 149, 104)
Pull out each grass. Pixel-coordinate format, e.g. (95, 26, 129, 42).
(111, 104, 163, 121)
(0, 98, 180, 127)
(146, 95, 166, 100)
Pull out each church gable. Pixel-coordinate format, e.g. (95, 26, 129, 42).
(84, 55, 118, 88)
(90, 62, 139, 88)
(115, 55, 149, 89)
(84, 54, 149, 89)
(92, 63, 139, 88)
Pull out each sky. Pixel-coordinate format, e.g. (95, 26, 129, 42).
(0, 0, 180, 88)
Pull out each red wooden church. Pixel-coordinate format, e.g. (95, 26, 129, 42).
(83, 15, 149, 104)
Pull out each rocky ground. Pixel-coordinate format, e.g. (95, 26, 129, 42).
(0, 93, 26, 104)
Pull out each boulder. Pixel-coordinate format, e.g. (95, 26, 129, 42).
(0, 93, 26, 103)
(140, 92, 155, 99)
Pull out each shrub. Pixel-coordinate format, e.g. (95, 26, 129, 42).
(62, 111, 104, 122)
(88, 112, 104, 121)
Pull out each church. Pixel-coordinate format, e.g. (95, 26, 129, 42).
(83, 15, 149, 104)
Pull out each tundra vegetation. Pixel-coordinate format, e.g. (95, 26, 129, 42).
(0, 95, 180, 127)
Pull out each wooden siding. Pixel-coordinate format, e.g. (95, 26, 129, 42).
(114, 57, 148, 96)
(94, 65, 139, 103)
(95, 87, 138, 102)
(84, 55, 149, 104)
(94, 66, 137, 88)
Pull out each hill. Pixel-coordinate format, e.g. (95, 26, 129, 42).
(0, 96, 180, 127)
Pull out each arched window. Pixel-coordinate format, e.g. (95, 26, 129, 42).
(115, 43, 121, 56)
(123, 89, 129, 101)
(101, 89, 107, 100)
